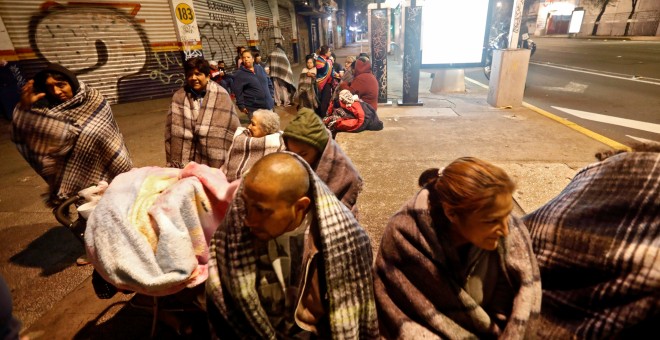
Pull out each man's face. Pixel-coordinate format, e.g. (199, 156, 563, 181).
(242, 52, 254, 68)
(448, 192, 513, 251)
(186, 68, 209, 92)
(285, 138, 321, 168)
(242, 179, 301, 240)
(248, 115, 266, 138)
(219, 62, 225, 69)
(45, 76, 73, 102)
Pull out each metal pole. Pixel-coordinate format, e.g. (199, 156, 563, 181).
(508, 0, 525, 49)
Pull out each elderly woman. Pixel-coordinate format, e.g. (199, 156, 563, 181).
(374, 157, 541, 339)
(222, 109, 285, 181)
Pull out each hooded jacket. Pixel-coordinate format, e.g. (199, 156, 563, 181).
(340, 59, 379, 110)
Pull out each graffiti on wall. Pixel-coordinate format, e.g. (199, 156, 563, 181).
(26, 2, 183, 103)
(198, 21, 248, 67)
(150, 51, 185, 86)
(196, 0, 249, 68)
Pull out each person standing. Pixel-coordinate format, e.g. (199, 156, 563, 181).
(231, 49, 274, 118)
(315, 45, 338, 117)
(11, 63, 133, 207)
(166, 57, 240, 169)
(293, 55, 318, 111)
(268, 42, 296, 107)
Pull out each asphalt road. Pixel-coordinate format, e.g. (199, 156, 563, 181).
(466, 37, 660, 146)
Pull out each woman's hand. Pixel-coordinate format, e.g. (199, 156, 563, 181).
(19, 80, 46, 109)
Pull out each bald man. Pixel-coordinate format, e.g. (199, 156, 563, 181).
(206, 152, 378, 339)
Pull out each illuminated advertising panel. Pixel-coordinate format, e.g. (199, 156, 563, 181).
(421, 0, 492, 68)
(569, 9, 585, 34)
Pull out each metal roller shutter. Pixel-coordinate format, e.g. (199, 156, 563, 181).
(193, 0, 249, 69)
(0, 0, 186, 104)
(278, 6, 294, 63)
(254, 0, 274, 60)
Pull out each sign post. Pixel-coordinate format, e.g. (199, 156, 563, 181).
(169, 0, 203, 60)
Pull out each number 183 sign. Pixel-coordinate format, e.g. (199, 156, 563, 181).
(175, 3, 195, 24)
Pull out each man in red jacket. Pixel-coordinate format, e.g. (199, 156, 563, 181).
(339, 56, 378, 110)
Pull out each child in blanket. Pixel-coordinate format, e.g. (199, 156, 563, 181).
(293, 55, 318, 111)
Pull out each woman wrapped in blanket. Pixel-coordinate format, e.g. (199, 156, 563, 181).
(374, 157, 541, 339)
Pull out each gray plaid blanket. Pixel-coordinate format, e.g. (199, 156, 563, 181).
(206, 151, 379, 339)
(166, 81, 240, 169)
(523, 151, 660, 338)
(221, 127, 285, 182)
(268, 47, 295, 88)
(375, 189, 541, 339)
(12, 81, 132, 205)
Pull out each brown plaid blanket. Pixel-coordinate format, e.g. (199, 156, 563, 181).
(221, 127, 285, 182)
(523, 151, 660, 338)
(375, 189, 541, 339)
(12, 82, 132, 205)
(206, 151, 379, 339)
(165, 81, 240, 169)
(315, 138, 363, 215)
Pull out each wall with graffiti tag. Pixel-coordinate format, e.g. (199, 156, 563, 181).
(1, 0, 186, 104)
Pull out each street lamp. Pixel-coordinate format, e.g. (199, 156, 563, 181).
(354, 11, 361, 25)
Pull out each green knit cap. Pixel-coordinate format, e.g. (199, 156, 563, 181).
(283, 108, 329, 153)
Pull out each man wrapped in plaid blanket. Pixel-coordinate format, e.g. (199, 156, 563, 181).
(206, 152, 378, 339)
(12, 63, 132, 206)
(523, 148, 660, 338)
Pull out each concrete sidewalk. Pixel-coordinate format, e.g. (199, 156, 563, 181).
(8, 41, 614, 338)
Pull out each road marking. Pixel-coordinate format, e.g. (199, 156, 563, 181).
(552, 106, 660, 134)
(539, 81, 588, 93)
(530, 62, 660, 86)
(464, 76, 632, 151)
(627, 135, 660, 144)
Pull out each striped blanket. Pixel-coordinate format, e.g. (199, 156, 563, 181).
(268, 47, 295, 88)
(206, 151, 379, 339)
(166, 81, 240, 169)
(523, 151, 660, 338)
(221, 127, 285, 182)
(375, 189, 542, 339)
(85, 162, 237, 296)
(11, 81, 132, 205)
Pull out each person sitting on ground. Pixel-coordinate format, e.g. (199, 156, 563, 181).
(341, 56, 356, 84)
(206, 152, 379, 338)
(522, 143, 660, 339)
(323, 89, 383, 135)
(268, 42, 296, 107)
(222, 109, 285, 182)
(166, 57, 240, 169)
(12, 62, 133, 208)
(293, 54, 318, 111)
(209, 60, 222, 83)
(329, 55, 356, 105)
(339, 56, 379, 110)
(231, 49, 274, 118)
(374, 157, 542, 339)
(283, 108, 363, 214)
